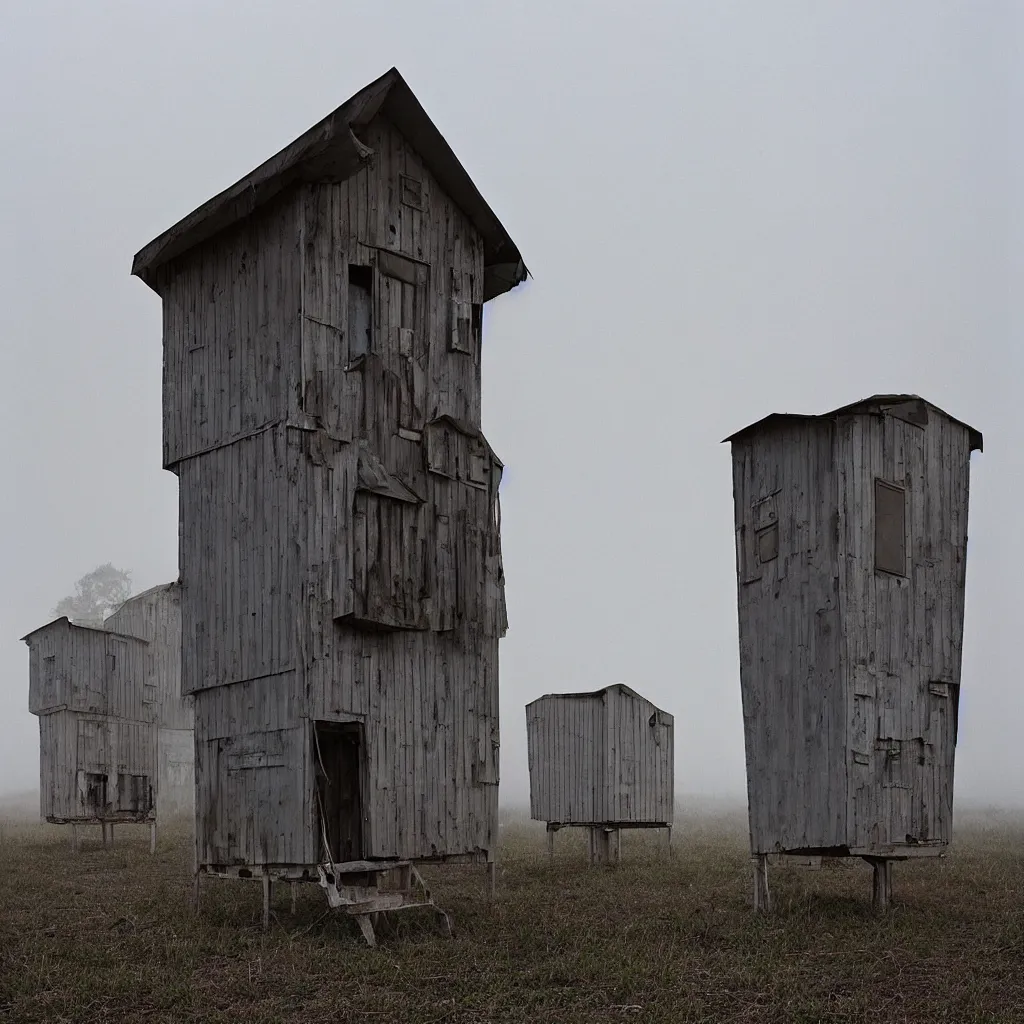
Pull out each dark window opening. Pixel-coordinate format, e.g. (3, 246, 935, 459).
(874, 478, 906, 576)
(314, 722, 364, 864)
(347, 265, 373, 360)
(84, 772, 108, 814)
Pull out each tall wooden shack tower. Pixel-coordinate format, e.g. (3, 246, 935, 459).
(132, 69, 526, 942)
(726, 395, 981, 911)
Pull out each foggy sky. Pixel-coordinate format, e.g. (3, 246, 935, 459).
(1, 1, 1019, 808)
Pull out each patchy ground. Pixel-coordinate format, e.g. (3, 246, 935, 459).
(1, 800, 1023, 1023)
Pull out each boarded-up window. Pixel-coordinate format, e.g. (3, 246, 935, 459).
(400, 174, 424, 210)
(756, 523, 779, 563)
(426, 422, 456, 479)
(348, 265, 373, 359)
(378, 251, 429, 430)
(348, 490, 426, 630)
(875, 479, 906, 576)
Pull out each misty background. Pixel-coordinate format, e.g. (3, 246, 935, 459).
(0, 1, 1019, 810)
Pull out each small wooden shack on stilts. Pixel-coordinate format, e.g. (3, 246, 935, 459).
(526, 684, 674, 864)
(130, 68, 527, 945)
(24, 618, 158, 853)
(726, 395, 981, 912)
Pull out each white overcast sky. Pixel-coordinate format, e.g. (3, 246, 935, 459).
(1, 1, 1020, 807)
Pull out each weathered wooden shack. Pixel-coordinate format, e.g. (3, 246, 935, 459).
(526, 685, 674, 863)
(104, 582, 194, 819)
(726, 395, 981, 911)
(130, 68, 526, 943)
(24, 618, 157, 851)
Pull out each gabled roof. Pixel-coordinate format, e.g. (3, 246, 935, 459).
(21, 616, 149, 645)
(526, 683, 671, 717)
(723, 394, 983, 453)
(132, 67, 528, 302)
(105, 580, 181, 619)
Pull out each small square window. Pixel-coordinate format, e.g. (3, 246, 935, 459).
(400, 174, 424, 210)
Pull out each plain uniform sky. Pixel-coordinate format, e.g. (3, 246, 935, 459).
(0, 1, 1019, 806)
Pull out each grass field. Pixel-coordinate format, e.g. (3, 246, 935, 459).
(2, 799, 1024, 1023)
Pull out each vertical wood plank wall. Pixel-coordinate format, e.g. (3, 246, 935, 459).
(526, 687, 674, 827)
(732, 406, 974, 856)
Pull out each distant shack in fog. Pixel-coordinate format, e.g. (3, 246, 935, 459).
(24, 618, 155, 850)
(104, 581, 193, 819)
(726, 394, 981, 912)
(526, 684, 674, 864)
(24, 580, 192, 851)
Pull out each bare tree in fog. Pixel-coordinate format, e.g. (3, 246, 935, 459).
(52, 564, 132, 628)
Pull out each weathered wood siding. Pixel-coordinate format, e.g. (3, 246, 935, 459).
(104, 584, 195, 817)
(105, 583, 191, 730)
(158, 113, 507, 868)
(732, 423, 846, 853)
(837, 411, 972, 850)
(157, 196, 302, 470)
(526, 686, 674, 826)
(27, 620, 153, 722)
(731, 401, 975, 856)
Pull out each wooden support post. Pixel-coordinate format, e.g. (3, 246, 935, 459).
(290, 881, 298, 915)
(192, 870, 201, 912)
(262, 876, 272, 932)
(592, 827, 611, 865)
(613, 829, 621, 865)
(869, 858, 892, 913)
(149, 821, 157, 855)
(547, 826, 555, 862)
(587, 827, 595, 865)
(397, 864, 412, 892)
(665, 826, 672, 859)
(752, 855, 770, 912)
(108, 824, 114, 848)
(486, 859, 496, 901)
(101, 822, 108, 849)
(70, 823, 78, 854)
(355, 914, 376, 947)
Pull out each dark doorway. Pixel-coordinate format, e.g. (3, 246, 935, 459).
(313, 722, 364, 864)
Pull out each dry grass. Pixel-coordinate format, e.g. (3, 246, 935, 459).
(2, 801, 1024, 1023)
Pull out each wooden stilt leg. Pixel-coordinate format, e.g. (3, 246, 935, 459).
(70, 823, 78, 854)
(587, 827, 595, 865)
(355, 914, 376, 947)
(665, 826, 672, 859)
(150, 821, 157, 855)
(547, 826, 554, 862)
(397, 864, 412, 892)
(613, 829, 621, 865)
(486, 859, 496, 901)
(108, 824, 114, 848)
(752, 854, 770, 912)
(290, 881, 298, 915)
(262, 876, 271, 931)
(870, 859, 892, 913)
(102, 822, 108, 849)
(192, 870, 201, 912)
